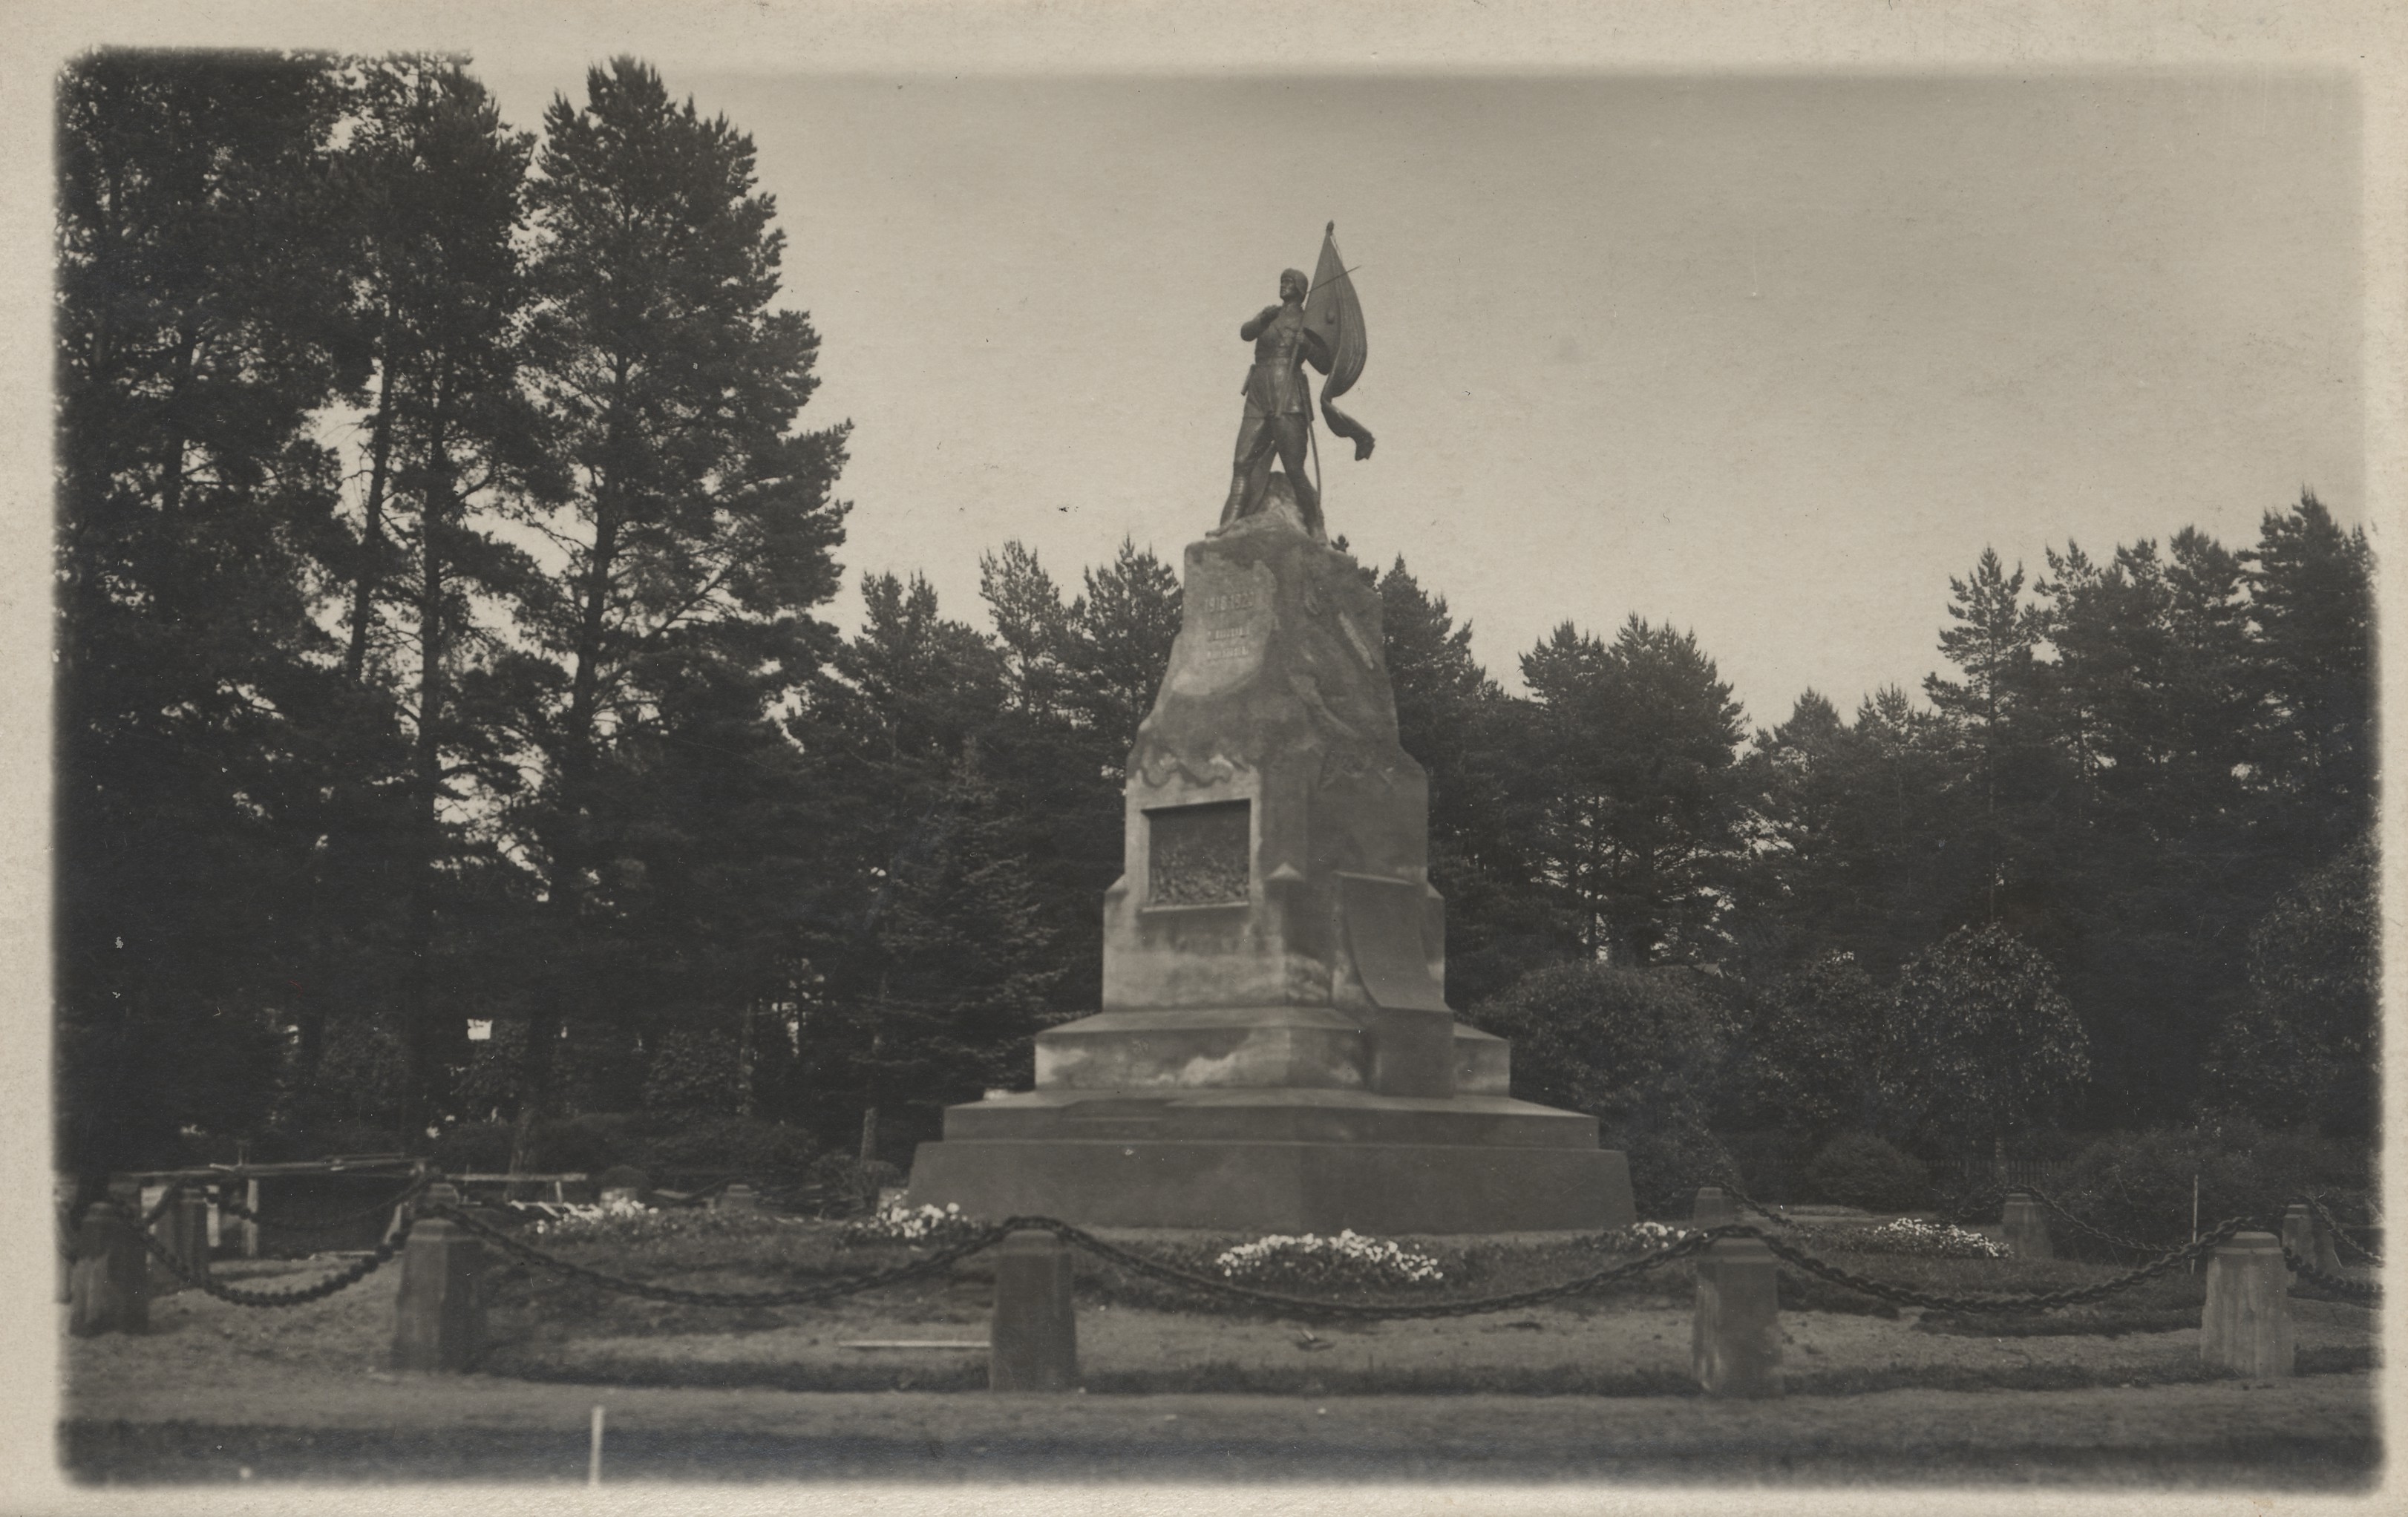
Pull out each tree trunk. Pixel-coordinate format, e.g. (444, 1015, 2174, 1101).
(510, 422, 623, 1146)
(398, 399, 452, 1150)
(344, 340, 400, 684)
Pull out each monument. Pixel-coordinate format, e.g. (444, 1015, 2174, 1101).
(909, 229, 1635, 1233)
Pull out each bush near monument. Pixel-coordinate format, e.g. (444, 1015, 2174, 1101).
(2043, 1121, 2370, 1261)
(1806, 1133, 1932, 1212)
(1468, 963, 1733, 1216)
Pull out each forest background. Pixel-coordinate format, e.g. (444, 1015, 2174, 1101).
(54, 53, 2378, 1209)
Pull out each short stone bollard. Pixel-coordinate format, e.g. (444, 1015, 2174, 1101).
(2314, 1215, 2345, 1276)
(716, 1183, 759, 1214)
(1692, 1234, 1782, 1398)
(2000, 1192, 2052, 1260)
(69, 1208, 151, 1337)
(2278, 1205, 2316, 1281)
(2201, 1231, 2292, 1377)
(170, 1190, 212, 1283)
(391, 1218, 485, 1372)
(989, 1229, 1079, 1392)
(1690, 1186, 1737, 1229)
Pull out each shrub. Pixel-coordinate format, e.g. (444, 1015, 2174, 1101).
(2044, 1121, 2372, 1257)
(1471, 963, 1733, 1216)
(528, 1112, 644, 1174)
(2202, 841, 2378, 1135)
(1741, 953, 1889, 1141)
(431, 1121, 514, 1173)
(1806, 1132, 1930, 1211)
(1885, 925, 2090, 1153)
(1214, 1231, 1445, 1291)
(807, 1153, 905, 1217)
(638, 1114, 817, 1176)
(640, 1026, 747, 1114)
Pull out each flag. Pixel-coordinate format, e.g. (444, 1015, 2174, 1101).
(1302, 223, 1375, 460)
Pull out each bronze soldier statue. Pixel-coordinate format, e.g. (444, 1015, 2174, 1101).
(1220, 266, 1329, 536)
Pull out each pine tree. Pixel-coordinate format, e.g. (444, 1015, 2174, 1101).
(503, 59, 849, 1153)
(1520, 616, 1747, 966)
(55, 50, 369, 1168)
(326, 61, 550, 1141)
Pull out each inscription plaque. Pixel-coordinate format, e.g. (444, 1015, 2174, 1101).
(1148, 800, 1250, 905)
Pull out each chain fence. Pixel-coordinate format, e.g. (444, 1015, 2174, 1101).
(114, 1199, 419, 1308)
(2309, 1193, 2384, 1265)
(215, 1182, 430, 1237)
(1715, 1173, 1804, 1230)
(424, 1204, 2289, 1323)
(2026, 1186, 2185, 1255)
(91, 1169, 2379, 1322)
(2279, 1242, 2382, 1305)
(1758, 1216, 2250, 1314)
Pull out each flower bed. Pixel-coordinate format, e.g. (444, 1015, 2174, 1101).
(1820, 1217, 2011, 1259)
(1593, 1220, 1697, 1254)
(840, 1200, 985, 1247)
(523, 1198, 798, 1244)
(1212, 1230, 1445, 1291)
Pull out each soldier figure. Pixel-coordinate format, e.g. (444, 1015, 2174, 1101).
(1220, 266, 1329, 535)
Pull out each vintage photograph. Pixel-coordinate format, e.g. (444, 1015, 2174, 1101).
(36, 4, 2391, 1503)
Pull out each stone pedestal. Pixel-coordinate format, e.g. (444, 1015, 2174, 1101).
(391, 1219, 485, 1372)
(69, 1210, 150, 1337)
(1693, 1236, 1782, 1397)
(989, 1230, 1079, 1392)
(912, 487, 1632, 1234)
(2201, 1231, 2293, 1377)
(2000, 1192, 2053, 1259)
(2279, 1204, 2316, 1280)
(1691, 1187, 1737, 1229)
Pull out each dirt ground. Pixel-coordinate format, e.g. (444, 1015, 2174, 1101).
(56, 1249, 2382, 1488)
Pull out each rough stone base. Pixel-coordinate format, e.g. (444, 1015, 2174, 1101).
(911, 1090, 1632, 1234)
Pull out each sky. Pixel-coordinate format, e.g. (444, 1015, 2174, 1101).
(422, 71, 2360, 727)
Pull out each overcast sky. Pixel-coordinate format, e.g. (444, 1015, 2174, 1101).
(474, 70, 2360, 730)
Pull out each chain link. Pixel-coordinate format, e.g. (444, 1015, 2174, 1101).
(2309, 1193, 2384, 1265)
(114, 1200, 417, 1308)
(2280, 1242, 2381, 1305)
(1753, 1216, 2253, 1314)
(429, 1202, 1018, 1308)
(141, 1186, 183, 1227)
(425, 1203, 1720, 1320)
(1021, 1216, 1719, 1321)
(2026, 1186, 2183, 1255)
(1715, 1173, 1803, 1230)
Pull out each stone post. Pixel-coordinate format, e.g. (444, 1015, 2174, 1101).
(989, 1229, 1079, 1392)
(391, 1218, 485, 1372)
(2314, 1214, 2345, 1276)
(2000, 1192, 2052, 1260)
(1691, 1186, 1737, 1229)
(2278, 1205, 2315, 1281)
(1692, 1235, 1782, 1397)
(2201, 1231, 2293, 1377)
(716, 1183, 759, 1214)
(174, 1190, 212, 1281)
(69, 1208, 150, 1337)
